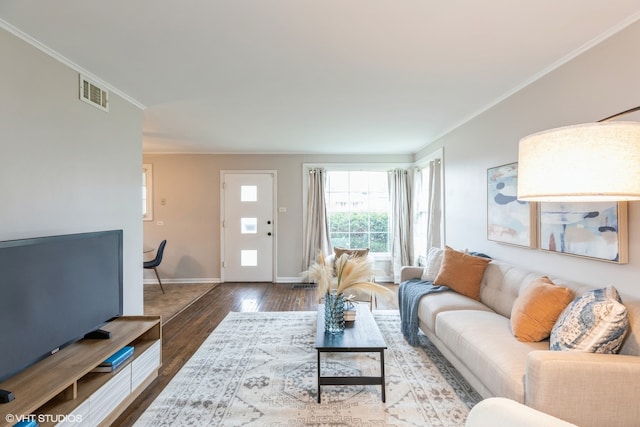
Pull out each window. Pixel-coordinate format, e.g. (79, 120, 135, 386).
(325, 170, 390, 253)
(412, 156, 443, 264)
(413, 166, 430, 263)
(142, 164, 153, 221)
(240, 185, 257, 202)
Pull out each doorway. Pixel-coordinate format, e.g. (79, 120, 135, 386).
(221, 171, 276, 282)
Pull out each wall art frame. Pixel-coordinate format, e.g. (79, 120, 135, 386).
(538, 201, 628, 263)
(487, 162, 536, 248)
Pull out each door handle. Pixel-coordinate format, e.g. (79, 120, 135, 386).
(267, 220, 272, 224)
(267, 232, 272, 236)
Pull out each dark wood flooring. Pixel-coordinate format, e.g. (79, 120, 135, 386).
(114, 282, 399, 426)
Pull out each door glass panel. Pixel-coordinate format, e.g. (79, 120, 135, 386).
(241, 218, 257, 234)
(241, 185, 257, 202)
(241, 250, 258, 266)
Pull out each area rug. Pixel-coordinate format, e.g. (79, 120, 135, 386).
(144, 282, 217, 324)
(134, 311, 482, 426)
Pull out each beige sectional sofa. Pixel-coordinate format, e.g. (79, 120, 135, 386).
(401, 259, 640, 427)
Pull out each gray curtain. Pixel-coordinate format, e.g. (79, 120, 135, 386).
(388, 169, 413, 283)
(426, 159, 443, 250)
(302, 168, 331, 270)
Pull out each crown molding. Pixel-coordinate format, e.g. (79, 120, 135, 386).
(419, 11, 640, 152)
(0, 18, 146, 110)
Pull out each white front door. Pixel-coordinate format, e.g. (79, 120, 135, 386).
(221, 172, 275, 282)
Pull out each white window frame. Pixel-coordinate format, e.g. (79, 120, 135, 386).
(143, 164, 153, 221)
(413, 148, 445, 258)
(302, 162, 411, 258)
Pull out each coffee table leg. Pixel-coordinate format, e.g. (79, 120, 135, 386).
(317, 350, 321, 403)
(380, 349, 386, 402)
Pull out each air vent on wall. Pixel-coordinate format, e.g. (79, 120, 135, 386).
(79, 74, 109, 112)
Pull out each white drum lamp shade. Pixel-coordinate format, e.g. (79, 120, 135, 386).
(517, 121, 640, 202)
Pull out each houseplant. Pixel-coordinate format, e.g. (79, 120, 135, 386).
(304, 252, 392, 333)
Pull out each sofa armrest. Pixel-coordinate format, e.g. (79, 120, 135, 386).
(466, 397, 577, 427)
(400, 266, 423, 282)
(526, 350, 640, 427)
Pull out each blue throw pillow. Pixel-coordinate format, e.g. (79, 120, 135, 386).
(550, 286, 629, 354)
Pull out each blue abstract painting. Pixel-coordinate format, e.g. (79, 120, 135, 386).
(487, 163, 536, 247)
(539, 201, 628, 263)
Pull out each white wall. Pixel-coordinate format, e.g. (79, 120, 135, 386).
(416, 20, 640, 298)
(1, 28, 144, 314)
(142, 153, 413, 282)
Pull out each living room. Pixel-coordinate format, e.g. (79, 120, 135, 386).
(2, 3, 640, 426)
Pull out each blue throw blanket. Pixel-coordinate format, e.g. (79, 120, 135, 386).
(398, 278, 449, 346)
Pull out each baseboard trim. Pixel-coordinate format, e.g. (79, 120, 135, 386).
(275, 277, 304, 283)
(144, 278, 222, 285)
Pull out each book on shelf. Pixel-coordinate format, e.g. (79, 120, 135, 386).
(91, 346, 134, 373)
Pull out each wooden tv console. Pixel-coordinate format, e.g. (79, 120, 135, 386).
(0, 316, 161, 427)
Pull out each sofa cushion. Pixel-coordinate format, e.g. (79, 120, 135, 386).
(417, 291, 494, 333)
(434, 246, 491, 301)
(510, 277, 574, 342)
(435, 310, 549, 402)
(421, 247, 444, 281)
(550, 286, 629, 354)
(479, 261, 544, 318)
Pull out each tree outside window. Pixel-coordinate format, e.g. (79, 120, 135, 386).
(326, 171, 389, 253)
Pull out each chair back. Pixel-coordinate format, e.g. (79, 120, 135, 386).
(155, 240, 167, 263)
(147, 240, 167, 268)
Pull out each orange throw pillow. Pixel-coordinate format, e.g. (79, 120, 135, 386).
(433, 246, 491, 300)
(511, 276, 574, 342)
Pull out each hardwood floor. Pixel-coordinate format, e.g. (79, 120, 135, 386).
(114, 282, 399, 426)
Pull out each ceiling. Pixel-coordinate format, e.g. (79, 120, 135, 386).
(2, 1, 640, 155)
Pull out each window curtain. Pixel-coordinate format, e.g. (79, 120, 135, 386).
(412, 166, 426, 265)
(302, 168, 331, 270)
(388, 169, 413, 283)
(426, 159, 443, 250)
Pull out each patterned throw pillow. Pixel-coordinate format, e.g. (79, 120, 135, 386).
(421, 247, 444, 281)
(550, 286, 629, 353)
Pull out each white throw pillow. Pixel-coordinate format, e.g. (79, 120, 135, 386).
(421, 247, 444, 282)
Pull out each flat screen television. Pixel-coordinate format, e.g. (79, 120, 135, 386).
(0, 230, 123, 383)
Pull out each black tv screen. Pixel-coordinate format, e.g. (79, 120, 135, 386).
(0, 230, 123, 382)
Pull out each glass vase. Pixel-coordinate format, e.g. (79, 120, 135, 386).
(324, 292, 345, 334)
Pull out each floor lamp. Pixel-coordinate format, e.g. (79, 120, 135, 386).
(517, 106, 640, 202)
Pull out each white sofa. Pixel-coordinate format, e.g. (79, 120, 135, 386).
(401, 259, 640, 427)
(465, 397, 578, 427)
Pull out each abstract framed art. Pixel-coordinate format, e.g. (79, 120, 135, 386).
(487, 162, 536, 248)
(539, 201, 628, 263)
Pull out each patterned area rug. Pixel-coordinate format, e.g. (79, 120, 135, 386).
(135, 311, 481, 426)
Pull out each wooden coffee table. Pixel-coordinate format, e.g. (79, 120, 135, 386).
(315, 303, 387, 403)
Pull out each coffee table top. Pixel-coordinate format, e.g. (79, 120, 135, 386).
(315, 303, 387, 351)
